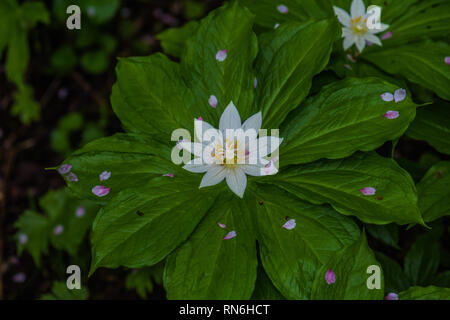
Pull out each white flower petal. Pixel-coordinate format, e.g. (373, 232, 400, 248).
(242, 164, 265, 176)
(200, 166, 227, 188)
(178, 141, 204, 157)
(351, 0, 365, 18)
(343, 35, 355, 50)
(333, 6, 351, 27)
(183, 160, 210, 173)
(194, 119, 216, 142)
(219, 101, 241, 132)
(342, 27, 353, 38)
(364, 33, 382, 46)
(355, 36, 366, 53)
(369, 23, 389, 34)
(241, 111, 262, 133)
(225, 168, 247, 198)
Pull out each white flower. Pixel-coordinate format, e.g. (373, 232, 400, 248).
(333, 0, 389, 53)
(178, 102, 282, 198)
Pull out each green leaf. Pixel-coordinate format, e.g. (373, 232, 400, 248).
(406, 103, 450, 155)
(375, 252, 410, 293)
(251, 266, 285, 300)
(182, 0, 258, 122)
(311, 232, 384, 300)
(112, 54, 195, 135)
(240, 0, 333, 28)
(40, 282, 88, 300)
(253, 184, 360, 299)
(281, 77, 417, 165)
(399, 286, 450, 300)
(63, 133, 186, 203)
(81, 50, 110, 74)
(432, 271, 450, 288)
(164, 194, 257, 299)
(387, 0, 450, 45)
(363, 41, 450, 100)
(20, 1, 50, 27)
(5, 28, 29, 88)
(255, 18, 340, 129)
(14, 210, 49, 267)
(126, 264, 164, 299)
(89, 178, 218, 274)
(157, 21, 199, 58)
(367, 0, 419, 25)
(404, 235, 440, 285)
(272, 152, 423, 225)
(10, 85, 40, 124)
(416, 161, 450, 222)
(366, 224, 399, 249)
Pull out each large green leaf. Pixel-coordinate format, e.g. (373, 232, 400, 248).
(156, 21, 199, 58)
(164, 194, 257, 299)
(363, 41, 450, 100)
(239, 0, 333, 28)
(40, 282, 88, 300)
(62, 133, 187, 203)
(251, 266, 285, 300)
(255, 18, 340, 129)
(253, 184, 360, 299)
(399, 286, 450, 300)
(387, 0, 450, 44)
(366, 224, 399, 249)
(182, 1, 258, 122)
(311, 232, 384, 300)
(271, 152, 423, 225)
(416, 161, 450, 222)
(404, 235, 440, 285)
(406, 103, 450, 156)
(281, 77, 417, 165)
(89, 178, 218, 274)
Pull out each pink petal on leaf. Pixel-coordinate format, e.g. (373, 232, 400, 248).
(66, 172, 78, 182)
(208, 95, 217, 108)
(385, 292, 399, 300)
(394, 88, 406, 103)
(92, 185, 111, 197)
(325, 269, 336, 285)
(381, 31, 393, 40)
(344, 64, 353, 70)
(198, 116, 203, 121)
(384, 110, 399, 119)
(76, 206, 85, 218)
(223, 230, 237, 240)
(381, 92, 394, 102)
(58, 164, 72, 174)
(445, 57, 450, 65)
(19, 233, 28, 245)
(277, 5, 288, 14)
(218, 223, 226, 229)
(216, 50, 227, 62)
(99, 171, 111, 181)
(282, 219, 296, 230)
(360, 187, 376, 196)
(163, 173, 174, 178)
(53, 225, 64, 235)
(13, 272, 26, 283)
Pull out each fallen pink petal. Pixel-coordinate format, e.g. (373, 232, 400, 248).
(385, 292, 399, 300)
(360, 187, 376, 196)
(18, 233, 28, 245)
(381, 92, 394, 102)
(13, 272, 26, 283)
(394, 88, 406, 103)
(215, 49, 227, 62)
(381, 31, 393, 40)
(445, 56, 450, 65)
(208, 95, 217, 108)
(198, 116, 203, 121)
(346, 54, 356, 63)
(218, 223, 226, 229)
(325, 269, 336, 285)
(163, 173, 174, 178)
(282, 219, 296, 230)
(384, 110, 400, 119)
(53, 225, 64, 235)
(99, 171, 111, 181)
(76, 206, 86, 217)
(66, 172, 78, 182)
(344, 64, 352, 70)
(223, 230, 237, 240)
(277, 4, 288, 14)
(92, 185, 111, 197)
(58, 164, 72, 174)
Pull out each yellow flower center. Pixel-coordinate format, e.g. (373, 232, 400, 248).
(351, 16, 368, 35)
(213, 138, 246, 166)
